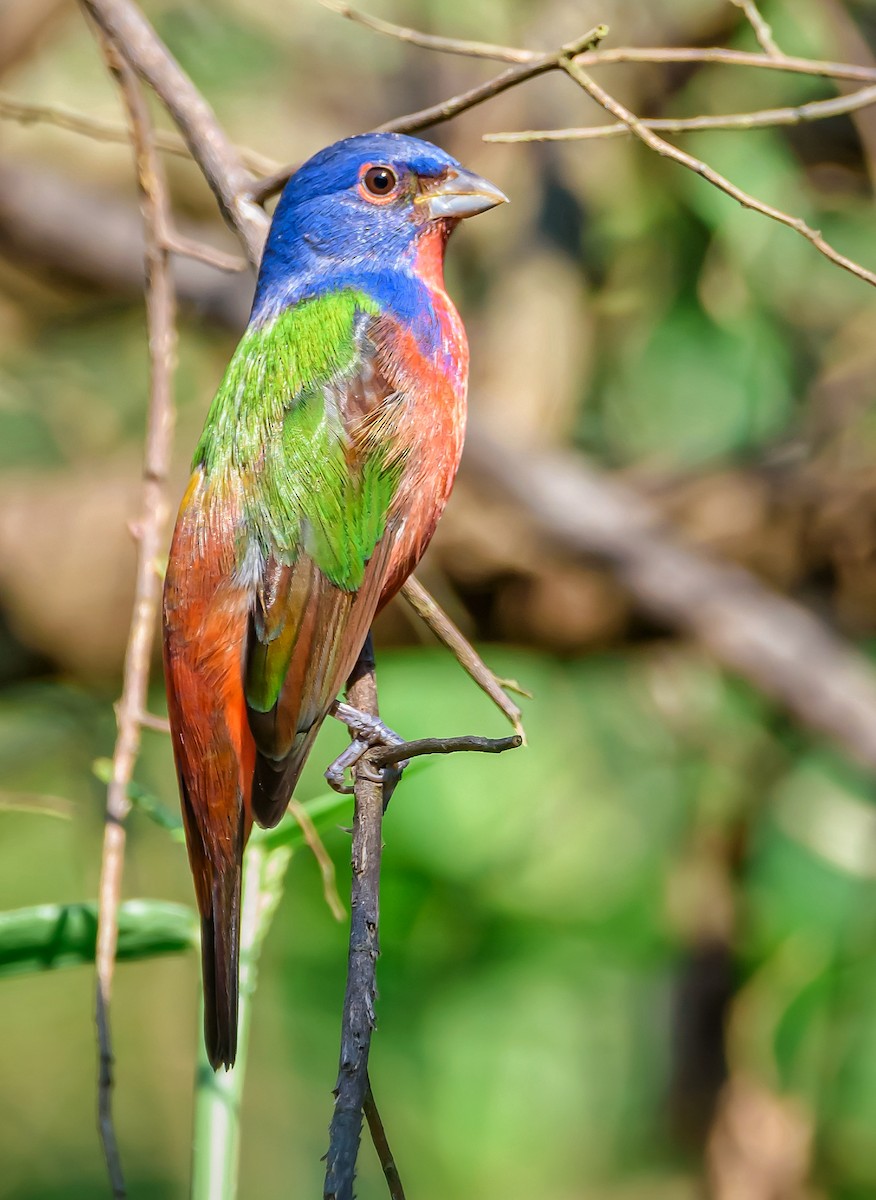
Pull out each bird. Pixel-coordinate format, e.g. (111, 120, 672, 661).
(162, 132, 507, 1070)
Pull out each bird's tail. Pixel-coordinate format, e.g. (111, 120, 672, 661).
(201, 866, 242, 1071)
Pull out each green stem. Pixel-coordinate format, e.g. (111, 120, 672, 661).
(190, 837, 292, 1199)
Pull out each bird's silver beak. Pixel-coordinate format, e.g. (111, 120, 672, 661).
(418, 167, 509, 220)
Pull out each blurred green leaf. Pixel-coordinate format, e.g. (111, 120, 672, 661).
(0, 899, 197, 978)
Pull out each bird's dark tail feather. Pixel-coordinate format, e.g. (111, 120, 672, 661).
(201, 867, 241, 1071)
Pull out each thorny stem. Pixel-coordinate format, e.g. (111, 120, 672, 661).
(89, 25, 177, 1198)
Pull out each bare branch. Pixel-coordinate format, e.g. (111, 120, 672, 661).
(730, 0, 784, 59)
(135, 709, 171, 734)
(364, 1075, 407, 1200)
(464, 427, 876, 778)
(322, 0, 535, 64)
(0, 91, 280, 175)
(162, 230, 247, 273)
(485, 83, 876, 142)
(253, 21, 609, 200)
(574, 45, 876, 84)
(371, 733, 522, 770)
(400, 576, 525, 737)
(561, 57, 876, 289)
(88, 26, 178, 1200)
(325, 637, 385, 1200)
(80, 0, 269, 264)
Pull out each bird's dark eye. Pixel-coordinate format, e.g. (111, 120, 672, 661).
(362, 165, 398, 197)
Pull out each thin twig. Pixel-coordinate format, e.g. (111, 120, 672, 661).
(371, 733, 522, 770)
(80, 0, 269, 265)
(249, 13, 609, 201)
(573, 45, 876, 83)
(325, 637, 385, 1200)
(400, 576, 525, 737)
(560, 57, 876, 289)
(381, 25, 607, 134)
(730, 0, 784, 59)
(162, 231, 247, 273)
(485, 83, 876, 142)
(135, 709, 171, 734)
(287, 797, 346, 922)
(0, 91, 280, 175)
(322, 0, 534, 63)
(89, 26, 177, 1200)
(364, 1074, 406, 1200)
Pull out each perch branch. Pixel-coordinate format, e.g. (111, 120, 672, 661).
(325, 638, 386, 1200)
(465, 427, 876, 778)
(371, 733, 522, 770)
(89, 28, 177, 1200)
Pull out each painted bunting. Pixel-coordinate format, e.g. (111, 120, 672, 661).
(162, 132, 506, 1069)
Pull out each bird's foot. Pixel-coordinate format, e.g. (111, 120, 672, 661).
(325, 702, 409, 794)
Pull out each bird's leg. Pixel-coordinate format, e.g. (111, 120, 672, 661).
(325, 700, 409, 794)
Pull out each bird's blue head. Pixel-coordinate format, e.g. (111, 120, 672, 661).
(251, 132, 507, 322)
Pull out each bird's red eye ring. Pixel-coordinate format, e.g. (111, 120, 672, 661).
(360, 164, 399, 202)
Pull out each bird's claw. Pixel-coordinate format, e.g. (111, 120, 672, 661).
(324, 702, 408, 793)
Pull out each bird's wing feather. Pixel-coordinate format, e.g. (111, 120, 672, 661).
(241, 306, 411, 827)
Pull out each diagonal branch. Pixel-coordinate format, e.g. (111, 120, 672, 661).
(400, 576, 524, 736)
(321, 0, 535, 64)
(87, 25, 178, 1200)
(560, 57, 876, 289)
(730, 0, 784, 60)
(80, 0, 268, 264)
(254, 15, 608, 200)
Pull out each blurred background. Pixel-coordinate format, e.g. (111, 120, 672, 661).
(5, 0, 876, 1196)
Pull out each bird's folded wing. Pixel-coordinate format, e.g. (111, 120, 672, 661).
(243, 311, 410, 827)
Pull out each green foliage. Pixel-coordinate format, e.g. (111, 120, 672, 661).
(0, 900, 196, 978)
